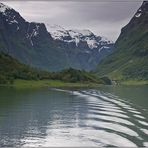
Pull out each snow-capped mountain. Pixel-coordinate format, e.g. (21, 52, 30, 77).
(47, 24, 113, 51)
(0, 2, 51, 48)
(0, 2, 114, 71)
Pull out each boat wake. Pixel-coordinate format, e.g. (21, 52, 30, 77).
(22, 89, 148, 147)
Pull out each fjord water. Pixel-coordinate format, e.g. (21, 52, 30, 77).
(0, 86, 148, 147)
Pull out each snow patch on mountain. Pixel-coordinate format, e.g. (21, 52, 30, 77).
(99, 36, 113, 44)
(98, 46, 110, 52)
(68, 29, 98, 49)
(47, 24, 113, 49)
(0, 3, 12, 15)
(33, 24, 40, 37)
(9, 19, 18, 24)
(86, 38, 98, 49)
(47, 24, 70, 40)
(0, 2, 20, 29)
(135, 8, 142, 18)
(135, 13, 142, 18)
(26, 24, 41, 46)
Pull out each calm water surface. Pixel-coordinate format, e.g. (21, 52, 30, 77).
(0, 85, 148, 147)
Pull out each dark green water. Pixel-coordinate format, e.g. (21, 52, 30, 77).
(0, 86, 148, 147)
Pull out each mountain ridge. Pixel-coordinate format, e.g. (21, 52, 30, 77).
(47, 24, 113, 50)
(0, 2, 114, 71)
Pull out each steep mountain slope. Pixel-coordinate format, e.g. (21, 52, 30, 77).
(96, 1, 148, 80)
(0, 3, 113, 71)
(0, 3, 71, 71)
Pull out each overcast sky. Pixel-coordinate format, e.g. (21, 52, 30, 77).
(2, 0, 143, 41)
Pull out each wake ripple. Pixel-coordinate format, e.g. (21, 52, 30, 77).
(22, 88, 148, 147)
(70, 89, 148, 147)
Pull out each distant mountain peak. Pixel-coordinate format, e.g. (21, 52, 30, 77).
(47, 24, 113, 49)
(0, 2, 12, 15)
(0, 2, 24, 25)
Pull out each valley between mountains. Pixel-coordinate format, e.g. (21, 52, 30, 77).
(0, 2, 113, 72)
(0, 1, 148, 86)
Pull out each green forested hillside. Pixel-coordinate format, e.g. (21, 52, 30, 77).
(0, 52, 42, 84)
(0, 52, 110, 85)
(96, 1, 148, 81)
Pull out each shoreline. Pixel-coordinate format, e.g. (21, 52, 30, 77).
(119, 80, 148, 86)
(0, 79, 148, 89)
(0, 79, 102, 89)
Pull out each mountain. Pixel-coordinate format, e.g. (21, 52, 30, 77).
(47, 24, 114, 69)
(47, 24, 113, 50)
(96, 1, 148, 81)
(0, 2, 58, 71)
(0, 2, 113, 71)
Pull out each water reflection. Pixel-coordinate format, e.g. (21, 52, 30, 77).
(0, 87, 148, 147)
